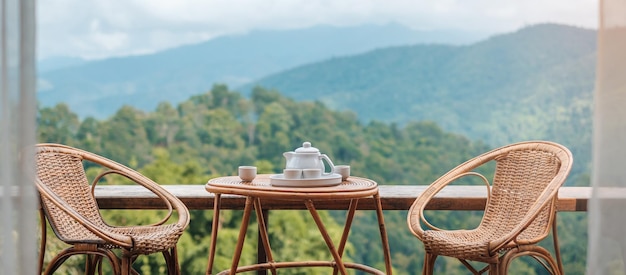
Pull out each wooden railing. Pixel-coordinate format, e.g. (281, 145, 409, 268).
(94, 185, 590, 211)
(85, 185, 591, 275)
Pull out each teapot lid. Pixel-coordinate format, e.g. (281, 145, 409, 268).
(294, 142, 319, 153)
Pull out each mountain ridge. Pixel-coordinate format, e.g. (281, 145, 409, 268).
(240, 23, 595, 178)
(37, 23, 489, 118)
(243, 23, 595, 128)
(37, 23, 595, 179)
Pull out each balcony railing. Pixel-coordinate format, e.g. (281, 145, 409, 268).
(93, 185, 590, 212)
(20, 184, 586, 274)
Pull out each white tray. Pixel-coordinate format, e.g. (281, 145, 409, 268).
(269, 173, 342, 187)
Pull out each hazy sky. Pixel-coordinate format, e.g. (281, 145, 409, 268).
(37, 0, 598, 60)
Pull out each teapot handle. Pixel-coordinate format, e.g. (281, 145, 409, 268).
(319, 154, 335, 176)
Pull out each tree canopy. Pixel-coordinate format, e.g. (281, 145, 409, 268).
(37, 84, 587, 274)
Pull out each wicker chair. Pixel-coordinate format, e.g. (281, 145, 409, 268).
(407, 141, 573, 275)
(35, 143, 190, 275)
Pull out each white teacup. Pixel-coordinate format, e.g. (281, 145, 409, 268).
(335, 165, 350, 181)
(238, 166, 257, 181)
(283, 168, 302, 179)
(302, 168, 322, 179)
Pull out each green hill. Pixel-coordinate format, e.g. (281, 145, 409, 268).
(37, 24, 488, 119)
(242, 23, 596, 180)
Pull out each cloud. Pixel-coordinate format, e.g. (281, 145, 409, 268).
(36, 0, 597, 60)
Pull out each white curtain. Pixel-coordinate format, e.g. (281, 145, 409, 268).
(0, 0, 37, 274)
(587, 0, 626, 274)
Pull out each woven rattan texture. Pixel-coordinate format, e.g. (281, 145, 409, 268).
(408, 141, 573, 273)
(208, 175, 377, 193)
(37, 151, 106, 244)
(36, 144, 189, 260)
(423, 149, 560, 262)
(37, 149, 186, 254)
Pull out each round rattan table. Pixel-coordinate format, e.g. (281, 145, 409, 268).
(205, 174, 392, 275)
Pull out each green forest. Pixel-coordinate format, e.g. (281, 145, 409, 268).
(244, 24, 595, 171)
(38, 85, 588, 274)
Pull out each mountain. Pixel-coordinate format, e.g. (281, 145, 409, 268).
(37, 23, 489, 118)
(37, 23, 596, 179)
(37, 56, 86, 73)
(242, 23, 596, 178)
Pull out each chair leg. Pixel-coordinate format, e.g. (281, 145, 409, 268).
(43, 247, 73, 275)
(121, 251, 141, 275)
(121, 255, 132, 275)
(498, 246, 561, 275)
(85, 254, 101, 275)
(551, 216, 564, 275)
(100, 249, 122, 275)
(162, 247, 181, 275)
(44, 247, 121, 275)
(96, 256, 105, 275)
(488, 263, 500, 275)
(38, 209, 47, 274)
(422, 253, 437, 275)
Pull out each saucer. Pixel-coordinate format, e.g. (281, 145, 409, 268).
(269, 173, 342, 187)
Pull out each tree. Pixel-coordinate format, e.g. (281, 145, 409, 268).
(98, 105, 151, 166)
(144, 102, 180, 147)
(37, 103, 80, 145)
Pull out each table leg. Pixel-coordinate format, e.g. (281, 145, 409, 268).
(304, 199, 348, 275)
(338, 198, 359, 256)
(229, 196, 255, 275)
(333, 199, 359, 275)
(374, 193, 393, 275)
(206, 193, 222, 275)
(257, 210, 269, 275)
(253, 199, 277, 275)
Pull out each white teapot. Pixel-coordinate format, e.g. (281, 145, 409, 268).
(283, 142, 335, 176)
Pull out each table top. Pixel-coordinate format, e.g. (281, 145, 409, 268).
(206, 174, 379, 200)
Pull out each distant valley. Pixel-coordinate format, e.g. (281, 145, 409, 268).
(242, 23, 596, 178)
(37, 23, 596, 179)
(37, 23, 489, 119)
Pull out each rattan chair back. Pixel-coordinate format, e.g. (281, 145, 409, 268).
(408, 141, 573, 275)
(37, 147, 110, 245)
(482, 148, 561, 245)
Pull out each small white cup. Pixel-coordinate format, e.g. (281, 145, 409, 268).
(283, 169, 302, 179)
(302, 168, 322, 179)
(238, 166, 257, 181)
(335, 165, 350, 181)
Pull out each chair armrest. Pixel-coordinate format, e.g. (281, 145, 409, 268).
(407, 171, 490, 240)
(96, 162, 189, 230)
(91, 169, 175, 226)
